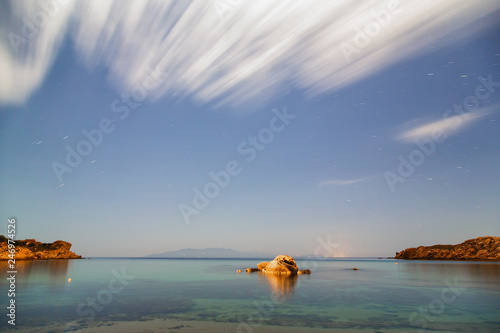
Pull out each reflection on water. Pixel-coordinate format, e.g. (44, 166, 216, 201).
(257, 272, 298, 302)
(0, 260, 72, 293)
(0, 259, 498, 332)
(397, 261, 500, 290)
(0, 259, 70, 279)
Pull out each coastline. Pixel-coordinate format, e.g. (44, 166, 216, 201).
(0, 236, 83, 260)
(0, 257, 86, 261)
(394, 236, 500, 261)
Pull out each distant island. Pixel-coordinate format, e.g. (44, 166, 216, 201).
(0, 236, 82, 260)
(395, 236, 500, 261)
(147, 247, 273, 258)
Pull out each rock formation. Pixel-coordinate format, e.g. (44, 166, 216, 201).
(0, 236, 83, 260)
(243, 255, 311, 275)
(257, 261, 268, 270)
(264, 255, 298, 274)
(297, 269, 311, 274)
(245, 268, 260, 272)
(395, 236, 500, 261)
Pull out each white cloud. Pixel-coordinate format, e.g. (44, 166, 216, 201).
(0, 0, 75, 105)
(396, 104, 499, 142)
(1, 0, 499, 107)
(319, 176, 377, 187)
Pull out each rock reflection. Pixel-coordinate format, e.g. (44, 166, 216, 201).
(397, 262, 500, 290)
(18, 260, 70, 278)
(1, 260, 71, 293)
(257, 272, 298, 302)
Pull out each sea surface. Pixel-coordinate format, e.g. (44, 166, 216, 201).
(0, 258, 499, 332)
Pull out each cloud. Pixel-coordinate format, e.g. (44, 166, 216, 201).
(319, 175, 377, 187)
(396, 104, 499, 142)
(1, 0, 500, 107)
(0, 0, 75, 105)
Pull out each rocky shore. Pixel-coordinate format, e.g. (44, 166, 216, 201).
(0, 236, 83, 260)
(395, 236, 500, 261)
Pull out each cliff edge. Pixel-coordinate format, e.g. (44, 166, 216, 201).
(0, 236, 83, 260)
(395, 236, 500, 261)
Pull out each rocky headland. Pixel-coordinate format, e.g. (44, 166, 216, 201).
(395, 236, 500, 261)
(0, 236, 83, 260)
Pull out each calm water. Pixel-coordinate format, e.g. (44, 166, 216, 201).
(0, 258, 499, 332)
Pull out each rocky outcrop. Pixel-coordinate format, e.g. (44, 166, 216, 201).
(0, 236, 83, 260)
(264, 255, 298, 274)
(257, 262, 268, 270)
(243, 255, 311, 275)
(245, 268, 260, 272)
(395, 236, 500, 261)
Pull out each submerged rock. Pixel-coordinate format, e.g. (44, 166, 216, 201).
(297, 269, 311, 275)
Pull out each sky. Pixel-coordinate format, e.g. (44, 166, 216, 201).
(0, 0, 499, 257)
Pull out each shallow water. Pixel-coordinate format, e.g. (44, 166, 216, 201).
(0, 258, 499, 332)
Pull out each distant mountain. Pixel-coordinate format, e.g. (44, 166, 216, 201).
(146, 247, 272, 258)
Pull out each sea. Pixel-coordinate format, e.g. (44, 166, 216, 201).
(0, 258, 499, 332)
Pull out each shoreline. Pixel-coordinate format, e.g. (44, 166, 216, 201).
(14, 318, 462, 333)
(0, 257, 87, 261)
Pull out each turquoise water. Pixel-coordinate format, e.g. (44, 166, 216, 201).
(1, 258, 499, 332)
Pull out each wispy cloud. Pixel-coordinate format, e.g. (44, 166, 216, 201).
(0, 0, 75, 105)
(1, 0, 499, 107)
(396, 105, 499, 142)
(319, 176, 377, 187)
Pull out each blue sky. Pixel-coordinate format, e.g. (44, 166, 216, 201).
(1, 1, 499, 257)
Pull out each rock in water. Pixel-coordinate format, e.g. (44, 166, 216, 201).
(257, 261, 268, 270)
(245, 268, 260, 272)
(263, 255, 298, 274)
(395, 236, 500, 261)
(241, 255, 310, 275)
